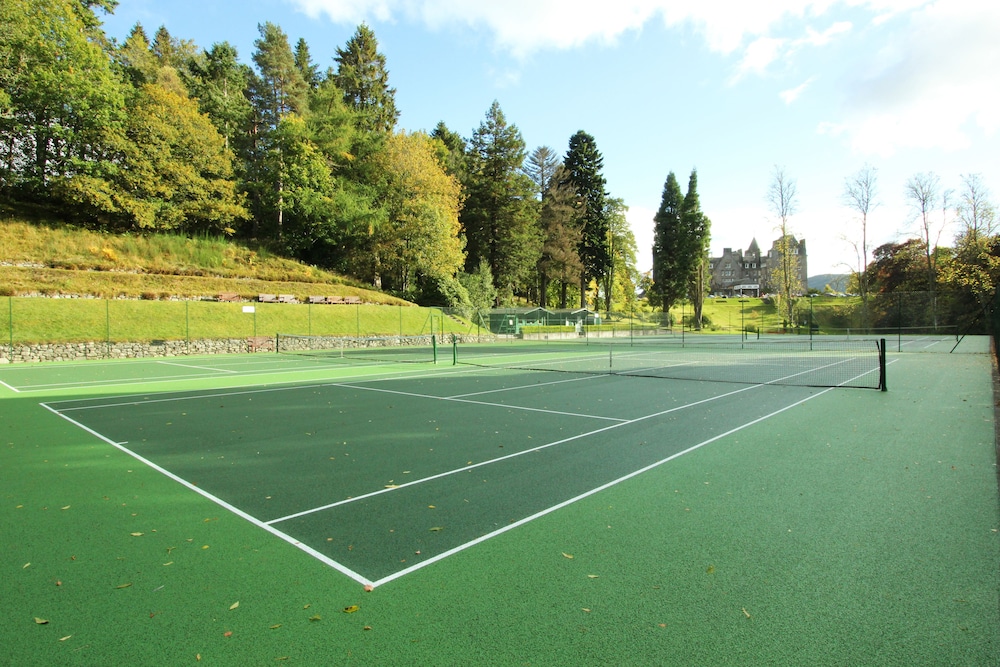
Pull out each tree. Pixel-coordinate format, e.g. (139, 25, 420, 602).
(334, 24, 399, 134)
(650, 172, 685, 311)
(249, 22, 310, 241)
(525, 146, 560, 200)
(680, 170, 711, 328)
(373, 131, 465, 294)
(0, 0, 126, 195)
(603, 197, 638, 313)
(186, 42, 252, 151)
(461, 101, 541, 304)
(842, 164, 879, 329)
(537, 165, 582, 308)
(55, 78, 247, 233)
(943, 174, 1000, 307)
(430, 121, 467, 181)
(766, 165, 800, 327)
(563, 130, 609, 308)
(117, 24, 160, 86)
(294, 38, 320, 91)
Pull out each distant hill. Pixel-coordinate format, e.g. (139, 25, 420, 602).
(809, 274, 849, 293)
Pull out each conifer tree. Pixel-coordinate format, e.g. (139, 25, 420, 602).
(651, 172, 685, 312)
(334, 24, 399, 133)
(563, 130, 609, 308)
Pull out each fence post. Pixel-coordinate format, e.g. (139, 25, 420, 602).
(105, 299, 111, 359)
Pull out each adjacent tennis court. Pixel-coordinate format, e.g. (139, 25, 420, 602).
(3, 333, 998, 665)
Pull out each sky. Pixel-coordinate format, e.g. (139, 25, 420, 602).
(98, 0, 1000, 277)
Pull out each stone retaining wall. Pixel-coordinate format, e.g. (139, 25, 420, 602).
(0, 334, 496, 364)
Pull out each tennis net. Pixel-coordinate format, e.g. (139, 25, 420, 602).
(453, 337, 886, 390)
(276, 333, 438, 364)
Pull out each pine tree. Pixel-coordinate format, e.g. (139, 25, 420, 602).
(294, 38, 320, 91)
(334, 24, 399, 133)
(680, 170, 711, 328)
(525, 146, 560, 200)
(462, 101, 541, 303)
(563, 131, 609, 308)
(651, 172, 685, 311)
(537, 164, 582, 308)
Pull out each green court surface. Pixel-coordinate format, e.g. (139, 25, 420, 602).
(2, 336, 998, 665)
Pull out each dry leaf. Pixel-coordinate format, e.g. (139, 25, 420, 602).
(229, 601, 239, 610)
(115, 582, 133, 589)
(587, 575, 599, 579)
(130, 532, 143, 537)
(562, 553, 574, 559)
(363, 625, 372, 631)
(343, 605, 359, 614)
(61, 506, 71, 510)
(270, 624, 282, 630)
(59, 635, 72, 641)
(196, 654, 201, 661)
(23, 563, 30, 569)
(581, 608, 591, 613)
(428, 527, 443, 532)
(427, 505, 436, 509)
(201, 545, 209, 550)
(742, 607, 751, 618)
(163, 561, 173, 566)
(706, 565, 716, 574)
(308, 614, 322, 622)
(363, 584, 374, 592)
(34, 617, 49, 625)
(303, 604, 311, 609)
(223, 631, 233, 637)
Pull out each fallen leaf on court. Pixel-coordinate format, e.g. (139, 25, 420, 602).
(303, 604, 311, 609)
(201, 545, 209, 550)
(429, 526, 443, 532)
(427, 505, 436, 509)
(34, 617, 49, 625)
(562, 553, 574, 559)
(229, 601, 239, 610)
(22, 563, 30, 569)
(658, 623, 667, 628)
(364, 585, 374, 592)
(130, 532, 143, 537)
(363, 625, 372, 631)
(581, 608, 591, 613)
(384, 484, 399, 489)
(343, 606, 359, 614)
(742, 608, 751, 618)
(308, 615, 322, 622)
(196, 654, 201, 661)
(59, 635, 72, 641)
(55, 580, 62, 586)
(270, 624, 282, 630)
(587, 575, 599, 579)
(163, 561, 173, 566)
(115, 582, 133, 589)
(61, 506, 70, 510)
(223, 631, 232, 637)
(706, 565, 715, 574)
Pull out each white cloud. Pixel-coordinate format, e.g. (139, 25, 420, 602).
(288, 0, 842, 58)
(780, 77, 816, 105)
(821, 0, 1000, 156)
(734, 36, 787, 79)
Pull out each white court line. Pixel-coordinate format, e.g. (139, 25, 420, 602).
(371, 385, 836, 588)
(447, 373, 601, 399)
(266, 382, 762, 525)
(157, 360, 238, 373)
(0, 379, 20, 393)
(39, 402, 375, 588)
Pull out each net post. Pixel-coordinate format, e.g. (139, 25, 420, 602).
(432, 334, 437, 364)
(274, 332, 279, 354)
(452, 337, 458, 365)
(879, 338, 887, 391)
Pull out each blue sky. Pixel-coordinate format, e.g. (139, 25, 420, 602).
(98, 0, 1000, 277)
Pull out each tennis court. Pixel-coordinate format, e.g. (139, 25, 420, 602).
(3, 333, 998, 664)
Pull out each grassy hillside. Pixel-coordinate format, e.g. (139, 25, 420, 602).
(0, 219, 405, 304)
